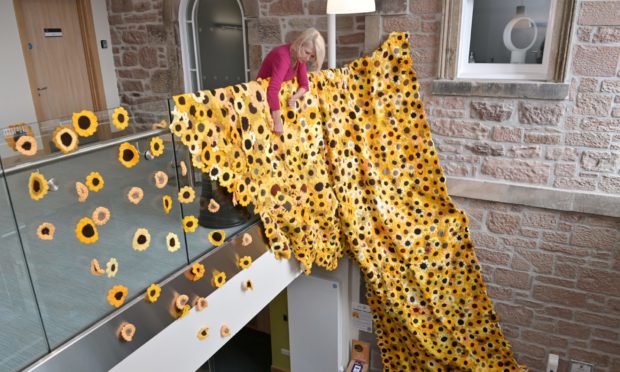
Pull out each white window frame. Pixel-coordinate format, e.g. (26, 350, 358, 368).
(457, 0, 557, 80)
(438, 0, 575, 82)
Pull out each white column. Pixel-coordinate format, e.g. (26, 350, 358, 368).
(327, 13, 336, 68)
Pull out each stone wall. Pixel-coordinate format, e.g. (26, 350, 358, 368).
(105, 0, 183, 124)
(456, 197, 620, 372)
(377, 0, 620, 196)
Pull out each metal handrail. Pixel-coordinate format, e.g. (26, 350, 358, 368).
(2, 128, 168, 176)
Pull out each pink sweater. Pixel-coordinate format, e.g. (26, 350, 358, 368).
(257, 44, 309, 112)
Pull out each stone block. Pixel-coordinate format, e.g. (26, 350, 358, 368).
(553, 177, 597, 191)
(257, 18, 282, 44)
(121, 30, 147, 45)
(121, 79, 144, 92)
(571, 226, 616, 249)
(146, 25, 166, 44)
(464, 142, 504, 156)
(138, 47, 158, 69)
(599, 175, 620, 193)
(540, 242, 589, 257)
(122, 51, 138, 67)
(575, 311, 620, 328)
(557, 321, 592, 339)
(572, 46, 620, 77)
(133, 1, 151, 12)
(601, 80, 620, 93)
(580, 151, 619, 172)
(594, 26, 620, 43)
(495, 302, 534, 325)
(590, 340, 620, 356)
(422, 20, 439, 33)
(577, 26, 593, 42)
(471, 102, 513, 122)
(487, 212, 521, 234)
(481, 158, 550, 184)
(578, 78, 599, 92)
(110, 0, 133, 13)
(555, 262, 578, 279)
(574, 93, 613, 116)
(533, 285, 587, 307)
(123, 12, 158, 23)
(268, 0, 303, 16)
(507, 146, 541, 158)
(242, 0, 259, 18)
(443, 96, 465, 109)
(502, 237, 536, 249)
(581, 118, 620, 131)
(431, 108, 463, 118)
(377, 0, 408, 14)
(431, 119, 489, 139)
(522, 211, 557, 229)
(577, 268, 620, 296)
(307, 0, 326, 15)
(543, 306, 573, 319)
(518, 102, 562, 125)
(383, 15, 421, 33)
(151, 70, 171, 93)
(412, 48, 437, 64)
(410, 0, 442, 14)
(495, 269, 531, 290)
(338, 32, 365, 44)
(524, 133, 561, 145)
(510, 255, 530, 271)
(521, 329, 568, 348)
(486, 285, 513, 301)
(410, 34, 439, 47)
(579, 1, 620, 26)
(566, 132, 610, 148)
(545, 147, 578, 161)
(492, 127, 522, 142)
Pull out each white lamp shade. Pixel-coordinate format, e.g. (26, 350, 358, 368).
(326, 0, 375, 14)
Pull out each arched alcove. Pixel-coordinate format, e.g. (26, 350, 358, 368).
(179, 0, 248, 92)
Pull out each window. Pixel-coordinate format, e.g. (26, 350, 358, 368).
(438, 0, 575, 82)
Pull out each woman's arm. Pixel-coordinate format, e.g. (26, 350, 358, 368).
(289, 63, 309, 107)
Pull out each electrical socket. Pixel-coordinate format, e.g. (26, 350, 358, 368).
(546, 353, 559, 372)
(281, 348, 290, 356)
(570, 360, 593, 372)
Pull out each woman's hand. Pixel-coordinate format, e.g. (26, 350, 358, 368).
(288, 88, 307, 109)
(287, 97, 297, 108)
(271, 110, 283, 134)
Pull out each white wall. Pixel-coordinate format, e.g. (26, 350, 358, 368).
(0, 1, 38, 126)
(90, 0, 120, 110)
(0, 1, 119, 129)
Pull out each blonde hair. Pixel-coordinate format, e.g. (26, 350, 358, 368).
(290, 28, 325, 71)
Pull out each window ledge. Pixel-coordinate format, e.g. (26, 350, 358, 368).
(446, 176, 620, 218)
(432, 80, 570, 100)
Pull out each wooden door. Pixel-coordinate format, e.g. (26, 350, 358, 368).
(15, 0, 95, 122)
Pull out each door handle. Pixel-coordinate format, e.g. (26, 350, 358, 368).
(37, 86, 48, 91)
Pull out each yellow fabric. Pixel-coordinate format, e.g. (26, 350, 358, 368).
(171, 32, 525, 371)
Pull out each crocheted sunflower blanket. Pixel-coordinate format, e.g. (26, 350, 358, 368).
(171, 32, 525, 371)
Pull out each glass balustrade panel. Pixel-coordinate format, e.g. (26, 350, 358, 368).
(0, 164, 49, 372)
(2, 104, 188, 348)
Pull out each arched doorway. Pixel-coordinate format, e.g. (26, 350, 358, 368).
(178, 0, 248, 92)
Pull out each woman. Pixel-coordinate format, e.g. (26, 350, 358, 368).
(257, 28, 325, 134)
